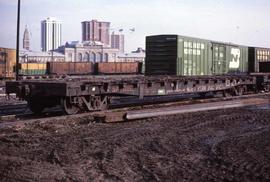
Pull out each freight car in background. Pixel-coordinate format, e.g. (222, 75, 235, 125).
(0, 61, 143, 79)
(97, 62, 142, 75)
(19, 63, 47, 75)
(18, 62, 143, 76)
(46, 62, 143, 75)
(0, 48, 16, 79)
(248, 47, 270, 73)
(47, 62, 94, 75)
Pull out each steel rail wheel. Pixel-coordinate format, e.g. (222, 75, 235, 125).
(61, 98, 80, 115)
(90, 96, 109, 111)
(264, 84, 270, 92)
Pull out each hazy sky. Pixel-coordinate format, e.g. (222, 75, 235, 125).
(1, 0, 270, 52)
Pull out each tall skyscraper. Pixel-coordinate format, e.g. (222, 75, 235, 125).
(41, 17, 62, 52)
(23, 25, 30, 50)
(111, 32, 125, 53)
(81, 20, 110, 46)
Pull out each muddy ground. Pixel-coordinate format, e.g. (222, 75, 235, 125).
(0, 106, 270, 182)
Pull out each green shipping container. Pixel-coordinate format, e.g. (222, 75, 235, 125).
(145, 35, 248, 76)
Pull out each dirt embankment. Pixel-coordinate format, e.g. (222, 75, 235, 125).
(0, 107, 270, 182)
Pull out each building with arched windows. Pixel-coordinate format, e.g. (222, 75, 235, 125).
(57, 41, 119, 62)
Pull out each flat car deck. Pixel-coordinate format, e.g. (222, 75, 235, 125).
(6, 75, 256, 114)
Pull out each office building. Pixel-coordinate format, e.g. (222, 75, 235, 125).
(111, 32, 125, 53)
(81, 20, 110, 46)
(41, 17, 62, 52)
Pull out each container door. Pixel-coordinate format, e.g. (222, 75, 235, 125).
(145, 35, 178, 75)
(212, 44, 226, 75)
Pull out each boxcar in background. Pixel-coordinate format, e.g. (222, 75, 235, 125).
(19, 63, 47, 75)
(0, 48, 16, 79)
(47, 62, 94, 75)
(248, 47, 270, 73)
(145, 35, 248, 76)
(0, 63, 8, 78)
(97, 62, 142, 75)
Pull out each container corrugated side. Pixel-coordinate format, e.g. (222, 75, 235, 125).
(177, 36, 211, 76)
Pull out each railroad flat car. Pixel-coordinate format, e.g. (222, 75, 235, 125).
(146, 35, 248, 76)
(6, 75, 255, 115)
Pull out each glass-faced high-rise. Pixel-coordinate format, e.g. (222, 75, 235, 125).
(41, 17, 62, 52)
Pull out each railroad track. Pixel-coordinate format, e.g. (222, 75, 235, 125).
(0, 103, 28, 116)
(0, 92, 269, 130)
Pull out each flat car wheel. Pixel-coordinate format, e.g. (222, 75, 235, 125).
(223, 90, 232, 98)
(237, 87, 244, 96)
(61, 98, 79, 115)
(264, 85, 270, 92)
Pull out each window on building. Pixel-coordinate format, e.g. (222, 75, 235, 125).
(104, 53, 109, 62)
(78, 53, 83, 62)
(83, 52, 90, 62)
(90, 52, 96, 62)
(96, 52, 102, 62)
(68, 53, 72, 62)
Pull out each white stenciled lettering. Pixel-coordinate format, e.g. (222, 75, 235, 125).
(229, 48, 240, 69)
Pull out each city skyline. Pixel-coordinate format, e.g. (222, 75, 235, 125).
(1, 0, 270, 52)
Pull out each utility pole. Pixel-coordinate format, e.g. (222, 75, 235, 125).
(4, 51, 7, 79)
(16, 0, 21, 80)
